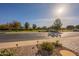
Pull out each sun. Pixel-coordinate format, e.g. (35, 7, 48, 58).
(53, 4, 70, 17)
(57, 7, 65, 14)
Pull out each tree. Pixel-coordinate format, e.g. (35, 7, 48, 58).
(53, 18, 62, 31)
(0, 24, 9, 30)
(6, 23, 14, 31)
(66, 25, 74, 30)
(0, 21, 21, 31)
(0, 24, 5, 30)
(12, 21, 21, 30)
(32, 24, 37, 29)
(42, 26, 47, 30)
(37, 27, 41, 30)
(75, 25, 79, 29)
(25, 22, 30, 29)
(5, 23, 13, 30)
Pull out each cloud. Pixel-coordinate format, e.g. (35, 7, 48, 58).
(61, 16, 79, 27)
(31, 18, 54, 27)
(29, 16, 79, 27)
(52, 4, 71, 17)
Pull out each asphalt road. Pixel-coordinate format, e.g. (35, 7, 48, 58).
(0, 32, 50, 42)
(61, 32, 79, 38)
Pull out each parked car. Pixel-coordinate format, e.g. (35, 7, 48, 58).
(48, 31, 62, 37)
(73, 29, 79, 32)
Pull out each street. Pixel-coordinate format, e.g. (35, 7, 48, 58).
(0, 32, 50, 42)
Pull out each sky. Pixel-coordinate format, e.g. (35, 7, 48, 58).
(0, 3, 79, 27)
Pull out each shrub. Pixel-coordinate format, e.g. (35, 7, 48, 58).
(36, 42, 55, 56)
(40, 42, 54, 52)
(0, 49, 15, 56)
(52, 40, 62, 48)
(36, 41, 62, 56)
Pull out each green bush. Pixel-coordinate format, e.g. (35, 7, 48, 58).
(36, 42, 55, 56)
(52, 40, 62, 48)
(38, 41, 62, 52)
(40, 42, 54, 52)
(36, 41, 62, 56)
(0, 49, 15, 56)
